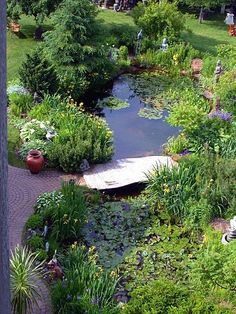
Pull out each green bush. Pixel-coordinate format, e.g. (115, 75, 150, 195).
(19, 139, 51, 160)
(19, 48, 59, 96)
(51, 245, 119, 314)
(28, 96, 114, 172)
(9, 93, 34, 117)
(132, 0, 185, 41)
(25, 214, 44, 230)
(137, 42, 200, 75)
(27, 235, 44, 251)
(122, 278, 188, 314)
(34, 190, 63, 214)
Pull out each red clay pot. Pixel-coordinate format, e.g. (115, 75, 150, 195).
(26, 149, 44, 174)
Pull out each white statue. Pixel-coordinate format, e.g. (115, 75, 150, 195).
(161, 38, 168, 51)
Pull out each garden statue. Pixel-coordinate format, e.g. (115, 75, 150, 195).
(45, 241, 50, 253)
(47, 251, 64, 280)
(33, 92, 42, 104)
(42, 223, 48, 237)
(135, 29, 143, 55)
(80, 159, 90, 172)
(222, 216, 236, 244)
(114, 0, 120, 11)
(46, 129, 57, 141)
(214, 60, 223, 83)
(161, 38, 168, 52)
(224, 12, 235, 35)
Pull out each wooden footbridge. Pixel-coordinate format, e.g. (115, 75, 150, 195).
(83, 156, 176, 190)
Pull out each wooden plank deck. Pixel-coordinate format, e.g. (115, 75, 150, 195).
(83, 156, 176, 190)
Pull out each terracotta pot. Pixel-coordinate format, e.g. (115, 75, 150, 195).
(26, 149, 44, 174)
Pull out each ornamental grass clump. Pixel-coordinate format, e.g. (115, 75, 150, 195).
(10, 246, 45, 314)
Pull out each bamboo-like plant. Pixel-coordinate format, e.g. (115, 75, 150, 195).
(10, 246, 45, 314)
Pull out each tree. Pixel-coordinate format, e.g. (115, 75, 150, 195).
(7, 0, 62, 24)
(19, 48, 59, 96)
(43, 0, 115, 100)
(0, 0, 11, 312)
(181, 0, 226, 23)
(132, 0, 186, 41)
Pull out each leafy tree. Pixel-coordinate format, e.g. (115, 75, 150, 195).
(131, 0, 186, 41)
(19, 48, 59, 96)
(43, 0, 115, 100)
(181, 0, 226, 23)
(7, 0, 62, 24)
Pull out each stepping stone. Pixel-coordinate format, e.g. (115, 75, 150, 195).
(203, 90, 214, 100)
(191, 58, 203, 74)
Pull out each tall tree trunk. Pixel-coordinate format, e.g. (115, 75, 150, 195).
(0, 0, 11, 313)
(199, 6, 204, 24)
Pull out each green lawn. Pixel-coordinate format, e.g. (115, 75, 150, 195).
(182, 14, 236, 55)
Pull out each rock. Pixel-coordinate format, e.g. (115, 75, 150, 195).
(210, 218, 230, 233)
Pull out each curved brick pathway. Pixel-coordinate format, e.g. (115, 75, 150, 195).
(8, 165, 62, 314)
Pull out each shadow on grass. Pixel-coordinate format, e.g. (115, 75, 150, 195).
(182, 31, 229, 55)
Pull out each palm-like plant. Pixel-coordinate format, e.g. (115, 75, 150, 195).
(10, 246, 45, 314)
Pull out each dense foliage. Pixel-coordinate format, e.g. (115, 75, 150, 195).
(132, 0, 186, 41)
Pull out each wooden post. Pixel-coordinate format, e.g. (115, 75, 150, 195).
(0, 0, 11, 313)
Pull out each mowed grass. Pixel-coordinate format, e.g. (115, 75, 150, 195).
(182, 14, 236, 55)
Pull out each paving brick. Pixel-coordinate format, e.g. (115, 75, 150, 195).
(8, 165, 62, 314)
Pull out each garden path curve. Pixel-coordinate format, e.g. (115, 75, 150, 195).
(8, 165, 63, 314)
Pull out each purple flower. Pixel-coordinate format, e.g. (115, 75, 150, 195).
(208, 110, 232, 122)
(178, 149, 191, 156)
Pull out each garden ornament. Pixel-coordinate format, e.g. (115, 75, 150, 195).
(224, 12, 235, 35)
(46, 129, 57, 141)
(47, 250, 64, 280)
(80, 159, 90, 172)
(33, 92, 42, 104)
(222, 216, 236, 244)
(214, 60, 223, 83)
(161, 38, 168, 52)
(45, 241, 50, 252)
(135, 29, 143, 55)
(42, 224, 48, 237)
(114, 0, 120, 11)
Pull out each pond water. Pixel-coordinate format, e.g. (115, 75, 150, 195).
(102, 74, 179, 160)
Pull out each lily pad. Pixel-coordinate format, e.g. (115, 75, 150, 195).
(138, 107, 163, 120)
(97, 96, 129, 110)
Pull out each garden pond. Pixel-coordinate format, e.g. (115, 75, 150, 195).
(98, 73, 180, 160)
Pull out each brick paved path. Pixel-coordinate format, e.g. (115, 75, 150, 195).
(8, 165, 62, 314)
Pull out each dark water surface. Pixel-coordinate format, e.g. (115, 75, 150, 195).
(102, 75, 179, 160)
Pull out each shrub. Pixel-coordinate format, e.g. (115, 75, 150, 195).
(19, 48, 59, 96)
(51, 245, 119, 314)
(34, 249, 48, 262)
(122, 278, 188, 314)
(19, 119, 55, 142)
(19, 139, 51, 160)
(25, 214, 44, 230)
(132, 0, 185, 41)
(34, 190, 63, 214)
(10, 246, 44, 314)
(27, 235, 44, 251)
(9, 93, 34, 117)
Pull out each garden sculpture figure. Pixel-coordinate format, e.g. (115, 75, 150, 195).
(46, 129, 57, 141)
(222, 216, 236, 244)
(80, 159, 90, 172)
(136, 29, 143, 55)
(114, 0, 120, 11)
(45, 241, 50, 252)
(42, 223, 48, 237)
(214, 60, 223, 83)
(224, 12, 235, 35)
(161, 38, 168, 52)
